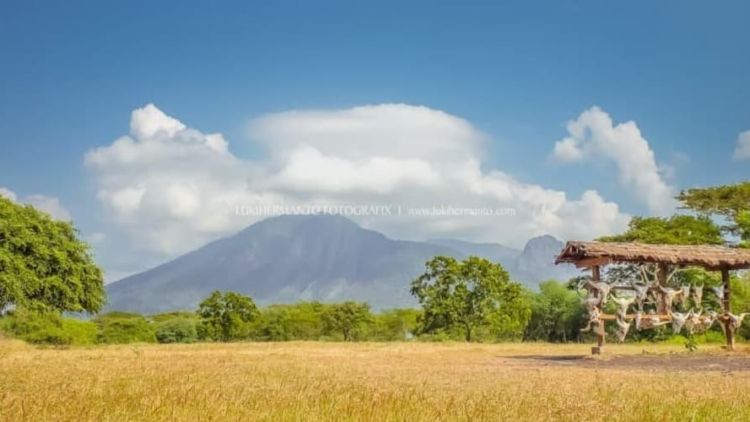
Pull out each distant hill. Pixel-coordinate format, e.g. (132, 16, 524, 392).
(427, 235, 580, 286)
(106, 215, 577, 313)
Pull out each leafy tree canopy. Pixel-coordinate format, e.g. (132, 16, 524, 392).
(677, 181, 750, 246)
(0, 196, 104, 314)
(598, 215, 723, 245)
(321, 301, 372, 341)
(197, 291, 259, 341)
(410, 256, 528, 342)
(524, 280, 585, 343)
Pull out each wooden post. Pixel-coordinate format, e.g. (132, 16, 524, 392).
(656, 263, 669, 314)
(591, 265, 604, 355)
(722, 268, 734, 351)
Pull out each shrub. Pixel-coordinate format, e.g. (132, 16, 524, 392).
(95, 312, 156, 344)
(155, 318, 198, 343)
(251, 302, 328, 341)
(0, 309, 97, 345)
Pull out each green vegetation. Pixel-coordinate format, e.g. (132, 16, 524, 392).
(0, 308, 97, 346)
(94, 312, 156, 344)
(321, 301, 372, 341)
(155, 317, 198, 343)
(0, 196, 105, 314)
(197, 290, 259, 341)
(523, 280, 585, 342)
(411, 256, 530, 342)
(677, 181, 750, 247)
(598, 215, 724, 245)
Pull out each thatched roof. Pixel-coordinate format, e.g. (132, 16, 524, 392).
(555, 241, 750, 270)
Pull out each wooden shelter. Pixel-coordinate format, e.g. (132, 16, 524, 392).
(555, 241, 750, 353)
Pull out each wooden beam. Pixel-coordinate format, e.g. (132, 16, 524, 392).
(574, 257, 612, 268)
(599, 313, 671, 321)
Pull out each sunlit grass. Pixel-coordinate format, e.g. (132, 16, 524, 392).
(1, 340, 749, 421)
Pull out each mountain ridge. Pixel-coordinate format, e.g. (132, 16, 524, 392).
(106, 214, 576, 313)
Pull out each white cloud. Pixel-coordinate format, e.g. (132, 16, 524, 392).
(0, 187, 72, 221)
(85, 103, 631, 259)
(552, 106, 677, 215)
(733, 130, 750, 160)
(86, 232, 106, 244)
(0, 187, 18, 202)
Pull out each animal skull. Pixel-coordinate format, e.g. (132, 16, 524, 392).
(670, 311, 688, 334)
(690, 285, 704, 308)
(615, 318, 631, 342)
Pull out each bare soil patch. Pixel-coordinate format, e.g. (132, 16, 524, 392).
(508, 352, 750, 372)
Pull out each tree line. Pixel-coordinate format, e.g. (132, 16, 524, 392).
(1, 182, 750, 346)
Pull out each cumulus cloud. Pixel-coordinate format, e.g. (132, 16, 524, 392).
(552, 106, 676, 215)
(733, 130, 750, 160)
(86, 103, 631, 259)
(0, 187, 72, 220)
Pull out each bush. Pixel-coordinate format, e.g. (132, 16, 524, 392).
(155, 318, 198, 343)
(95, 312, 156, 344)
(0, 309, 97, 346)
(60, 318, 98, 345)
(369, 309, 419, 341)
(251, 302, 328, 341)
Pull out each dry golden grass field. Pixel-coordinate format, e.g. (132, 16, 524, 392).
(2, 339, 750, 421)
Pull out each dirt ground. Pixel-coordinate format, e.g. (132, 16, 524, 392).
(506, 352, 750, 372)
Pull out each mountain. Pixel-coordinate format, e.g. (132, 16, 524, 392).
(106, 215, 577, 313)
(427, 235, 579, 286)
(107, 215, 458, 313)
(513, 235, 580, 284)
(427, 238, 521, 269)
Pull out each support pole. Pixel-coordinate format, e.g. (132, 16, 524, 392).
(722, 268, 734, 351)
(656, 263, 669, 314)
(591, 265, 604, 355)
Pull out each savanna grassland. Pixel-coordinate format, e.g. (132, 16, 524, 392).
(2, 340, 750, 421)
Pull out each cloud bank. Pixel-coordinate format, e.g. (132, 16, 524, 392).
(0, 187, 72, 221)
(552, 106, 676, 215)
(734, 130, 750, 160)
(85, 103, 631, 259)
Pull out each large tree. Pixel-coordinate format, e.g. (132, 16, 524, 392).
(677, 181, 750, 247)
(410, 256, 527, 342)
(597, 215, 725, 288)
(0, 196, 104, 314)
(598, 215, 723, 245)
(524, 280, 586, 343)
(321, 301, 372, 341)
(197, 291, 258, 341)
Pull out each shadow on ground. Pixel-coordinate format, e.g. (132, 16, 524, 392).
(504, 353, 750, 371)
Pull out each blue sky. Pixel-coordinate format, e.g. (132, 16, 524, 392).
(1, 1, 749, 279)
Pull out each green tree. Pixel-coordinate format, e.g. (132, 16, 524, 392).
(410, 256, 527, 342)
(321, 301, 372, 341)
(524, 281, 586, 342)
(599, 215, 725, 310)
(0, 196, 105, 313)
(155, 318, 198, 343)
(598, 215, 723, 245)
(677, 182, 750, 247)
(252, 301, 328, 341)
(197, 291, 258, 341)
